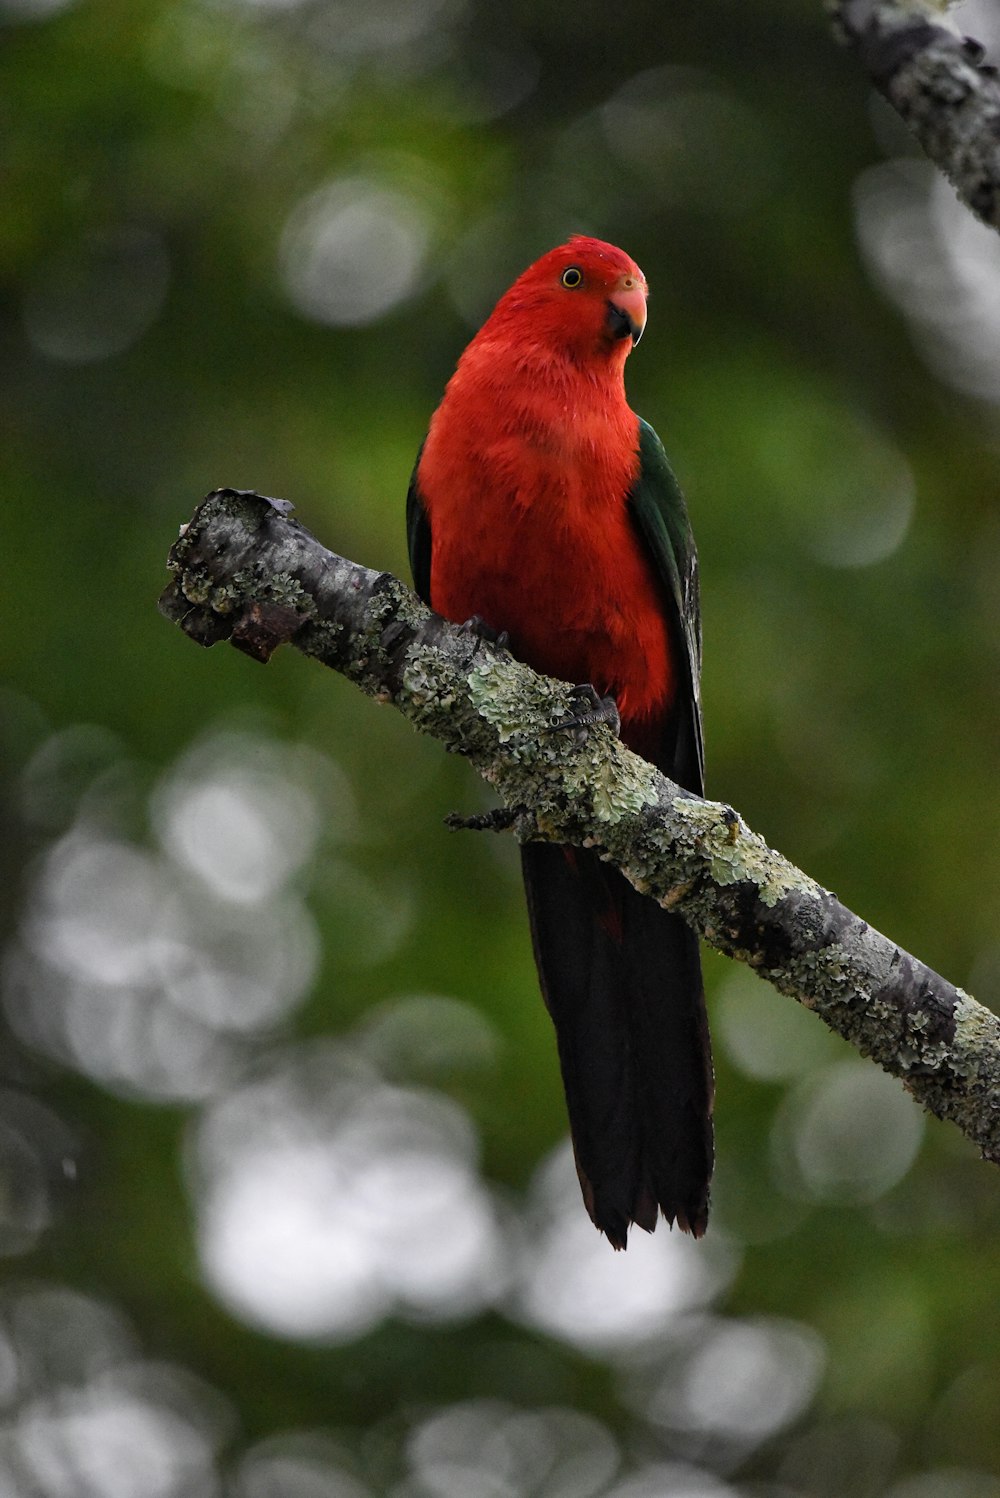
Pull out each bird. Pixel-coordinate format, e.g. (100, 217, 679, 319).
(406, 236, 714, 1247)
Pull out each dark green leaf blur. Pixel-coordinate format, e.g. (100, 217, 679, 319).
(3, 0, 1000, 1492)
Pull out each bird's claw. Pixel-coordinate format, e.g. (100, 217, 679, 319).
(445, 806, 522, 833)
(458, 615, 511, 664)
(547, 684, 621, 739)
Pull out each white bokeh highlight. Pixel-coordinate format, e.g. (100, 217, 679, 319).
(0, 1287, 230, 1498)
(194, 1050, 508, 1340)
(2, 727, 352, 1102)
(603, 1464, 737, 1498)
(772, 1062, 926, 1205)
(236, 1434, 373, 1498)
(855, 158, 1000, 404)
(670, 1318, 824, 1442)
(280, 176, 433, 327)
(152, 731, 354, 904)
(716, 970, 839, 1083)
(402, 1401, 620, 1498)
(512, 1143, 737, 1352)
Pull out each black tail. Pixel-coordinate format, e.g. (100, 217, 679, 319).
(521, 842, 714, 1248)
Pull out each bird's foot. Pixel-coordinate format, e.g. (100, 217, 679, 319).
(547, 683, 621, 739)
(458, 615, 511, 662)
(445, 805, 522, 833)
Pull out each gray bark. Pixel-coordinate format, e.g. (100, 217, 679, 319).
(160, 488, 1000, 1165)
(828, 0, 1000, 231)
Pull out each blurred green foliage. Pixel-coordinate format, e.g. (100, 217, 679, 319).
(3, 0, 1000, 1494)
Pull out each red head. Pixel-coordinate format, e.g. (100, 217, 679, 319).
(479, 236, 648, 366)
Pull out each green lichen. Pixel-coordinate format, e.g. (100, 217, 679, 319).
(177, 560, 316, 621)
(951, 993, 1000, 1077)
(464, 658, 660, 824)
(899, 1037, 952, 1075)
(672, 796, 820, 907)
(389, 587, 432, 632)
(177, 567, 212, 606)
(402, 644, 465, 726)
(775, 943, 853, 1011)
(562, 744, 659, 824)
(296, 617, 346, 661)
(465, 657, 539, 745)
(264, 571, 314, 612)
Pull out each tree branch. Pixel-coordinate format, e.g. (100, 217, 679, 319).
(160, 489, 1000, 1165)
(827, 0, 1000, 231)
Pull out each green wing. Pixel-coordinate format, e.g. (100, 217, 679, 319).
(628, 417, 704, 796)
(406, 441, 432, 606)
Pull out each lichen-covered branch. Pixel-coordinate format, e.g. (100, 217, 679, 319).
(827, 0, 1000, 232)
(160, 488, 1000, 1163)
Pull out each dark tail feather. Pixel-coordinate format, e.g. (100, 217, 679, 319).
(521, 842, 714, 1248)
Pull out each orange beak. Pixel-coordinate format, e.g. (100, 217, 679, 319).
(606, 277, 647, 345)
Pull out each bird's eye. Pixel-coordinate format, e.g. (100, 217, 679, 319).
(561, 266, 583, 288)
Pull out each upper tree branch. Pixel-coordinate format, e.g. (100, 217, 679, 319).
(828, 0, 1000, 231)
(160, 489, 1000, 1166)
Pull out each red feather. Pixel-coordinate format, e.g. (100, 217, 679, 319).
(411, 237, 713, 1245)
(418, 239, 673, 755)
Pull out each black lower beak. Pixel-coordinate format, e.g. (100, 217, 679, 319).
(606, 301, 643, 344)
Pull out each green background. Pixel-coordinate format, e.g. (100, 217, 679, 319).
(3, 0, 1000, 1493)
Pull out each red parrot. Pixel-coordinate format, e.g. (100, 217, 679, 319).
(407, 236, 714, 1246)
